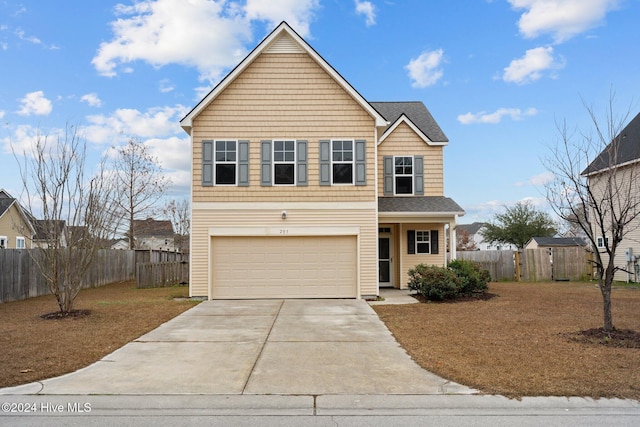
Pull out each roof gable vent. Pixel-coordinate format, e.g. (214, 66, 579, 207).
(265, 33, 304, 54)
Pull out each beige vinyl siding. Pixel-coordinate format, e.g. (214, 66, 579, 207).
(0, 204, 30, 249)
(377, 121, 444, 196)
(587, 165, 640, 282)
(192, 52, 376, 203)
(191, 204, 378, 297)
(398, 223, 446, 288)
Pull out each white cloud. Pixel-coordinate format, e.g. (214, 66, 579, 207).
(17, 91, 52, 116)
(405, 49, 445, 88)
(502, 46, 563, 84)
(515, 171, 555, 186)
(93, 0, 321, 83)
(0, 110, 5, 119)
(84, 104, 189, 145)
(92, 0, 251, 82)
(159, 79, 174, 93)
(144, 136, 191, 171)
(245, 0, 320, 37)
(355, 0, 376, 26)
(508, 0, 619, 43)
(457, 107, 538, 124)
(80, 93, 102, 107)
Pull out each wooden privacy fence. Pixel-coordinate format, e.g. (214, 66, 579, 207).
(457, 247, 592, 282)
(0, 249, 136, 303)
(136, 261, 189, 289)
(457, 250, 516, 282)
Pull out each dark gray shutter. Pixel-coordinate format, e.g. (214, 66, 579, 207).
(414, 155, 424, 196)
(260, 140, 272, 186)
(431, 230, 439, 254)
(355, 139, 366, 186)
(238, 140, 249, 187)
(407, 230, 415, 254)
(296, 140, 308, 186)
(319, 140, 331, 186)
(383, 156, 393, 195)
(202, 140, 213, 186)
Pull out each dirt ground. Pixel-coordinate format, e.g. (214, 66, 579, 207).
(373, 281, 640, 400)
(0, 281, 198, 389)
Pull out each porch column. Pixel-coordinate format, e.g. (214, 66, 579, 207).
(449, 221, 457, 261)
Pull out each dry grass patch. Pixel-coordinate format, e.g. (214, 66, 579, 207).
(373, 282, 640, 399)
(0, 281, 199, 388)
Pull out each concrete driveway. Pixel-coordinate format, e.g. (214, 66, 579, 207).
(3, 299, 474, 395)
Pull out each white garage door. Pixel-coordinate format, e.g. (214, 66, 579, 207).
(211, 235, 357, 299)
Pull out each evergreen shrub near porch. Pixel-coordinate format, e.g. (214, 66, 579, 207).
(408, 259, 490, 301)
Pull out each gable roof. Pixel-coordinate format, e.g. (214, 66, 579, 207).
(0, 189, 36, 236)
(457, 222, 486, 235)
(528, 236, 587, 247)
(371, 101, 448, 145)
(134, 218, 174, 238)
(582, 112, 640, 176)
(0, 190, 14, 218)
(180, 21, 387, 134)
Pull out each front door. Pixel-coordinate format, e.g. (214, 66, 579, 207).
(378, 235, 392, 287)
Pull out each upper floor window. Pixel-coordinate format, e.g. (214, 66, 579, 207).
(273, 140, 296, 185)
(394, 156, 413, 194)
(261, 140, 307, 186)
(597, 237, 608, 248)
(383, 155, 424, 196)
(215, 140, 237, 185)
(332, 140, 354, 184)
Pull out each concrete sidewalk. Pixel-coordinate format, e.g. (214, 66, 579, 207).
(0, 299, 473, 396)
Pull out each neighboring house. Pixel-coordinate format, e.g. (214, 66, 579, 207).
(110, 239, 130, 250)
(524, 237, 587, 251)
(0, 189, 34, 249)
(180, 22, 464, 299)
(582, 112, 640, 282)
(457, 222, 516, 251)
(133, 218, 176, 251)
(32, 220, 68, 249)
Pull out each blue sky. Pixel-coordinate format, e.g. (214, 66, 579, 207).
(1, 0, 639, 223)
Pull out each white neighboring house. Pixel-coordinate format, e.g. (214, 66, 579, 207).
(457, 222, 517, 251)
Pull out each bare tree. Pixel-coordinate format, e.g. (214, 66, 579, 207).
(543, 99, 640, 332)
(111, 138, 171, 249)
(456, 228, 477, 251)
(13, 125, 120, 314)
(162, 198, 190, 253)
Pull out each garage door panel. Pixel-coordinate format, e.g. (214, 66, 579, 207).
(211, 236, 356, 299)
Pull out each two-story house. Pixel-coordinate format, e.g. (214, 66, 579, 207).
(181, 22, 464, 299)
(0, 189, 34, 249)
(582, 111, 640, 282)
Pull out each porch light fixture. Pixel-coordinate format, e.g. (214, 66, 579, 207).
(281, 211, 287, 220)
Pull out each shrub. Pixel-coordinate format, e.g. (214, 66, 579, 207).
(408, 264, 461, 301)
(447, 259, 491, 296)
(408, 260, 491, 301)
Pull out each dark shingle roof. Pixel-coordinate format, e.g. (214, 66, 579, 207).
(457, 222, 486, 235)
(370, 101, 448, 143)
(582, 112, 640, 175)
(134, 218, 174, 238)
(378, 197, 464, 214)
(0, 191, 14, 217)
(530, 237, 587, 247)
